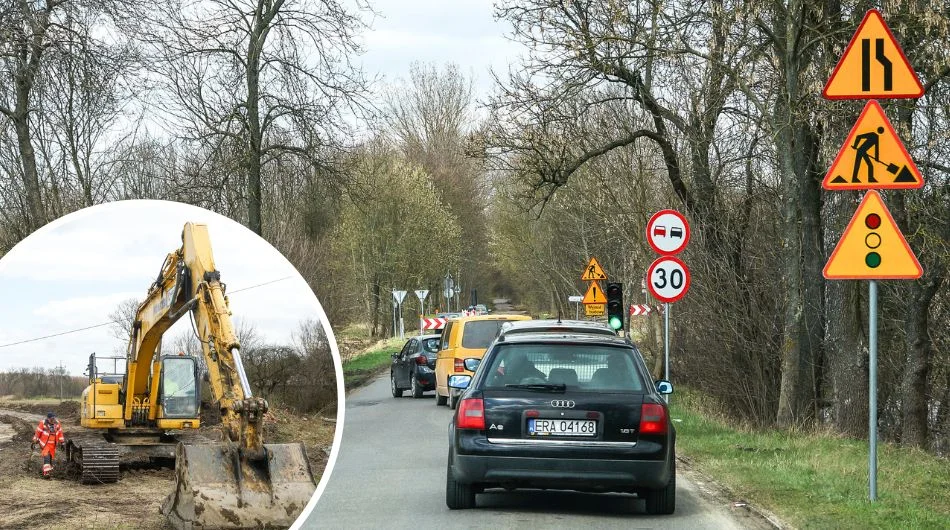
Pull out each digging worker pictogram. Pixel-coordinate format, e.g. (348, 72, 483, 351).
(851, 126, 885, 183)
(32, 412, 66, 478)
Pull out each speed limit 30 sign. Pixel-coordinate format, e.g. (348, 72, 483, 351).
(647, 256, 691, 303)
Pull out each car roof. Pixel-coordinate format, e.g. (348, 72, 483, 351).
(495, 332, 633, 347)
(498, 319, 615, 335)
(450, 314, 532, 322)
(412, 334, 442, 340)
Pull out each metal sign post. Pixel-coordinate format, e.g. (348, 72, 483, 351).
(664, 303, 670, 402)
(392, 290, 407, 339)
(869, 280, 878, 501)
(568, 295, 582, 319)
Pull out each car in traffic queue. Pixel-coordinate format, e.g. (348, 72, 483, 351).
(444, 332, 676, 514)
(497, 319, 618, 339)
(391, 334, 442, 398)
(434, 314, 532, 409)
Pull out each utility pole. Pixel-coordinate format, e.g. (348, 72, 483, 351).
(59, 360, 64, 401)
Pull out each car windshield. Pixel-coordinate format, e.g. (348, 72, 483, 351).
(482, 343, 644, 392)
(421, 338, 440, 354)
(460, 320, 509, 349)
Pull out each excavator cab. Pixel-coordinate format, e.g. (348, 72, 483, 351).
(157, 355, 200, 428)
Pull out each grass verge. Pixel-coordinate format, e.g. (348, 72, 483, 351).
(670, 389, 950, 529)
(341, 338, 403, 390)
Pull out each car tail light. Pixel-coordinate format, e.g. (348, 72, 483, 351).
(414, 356, 428, 365)
(454, 358, 464, 372)
(457, 398, 485, 430)
(639, 403, 668, 435)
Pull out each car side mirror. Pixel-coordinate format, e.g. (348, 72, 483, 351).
(463, 358, 480, 372)
(447, 375, 472, 390)
(655, 380, 673, 395)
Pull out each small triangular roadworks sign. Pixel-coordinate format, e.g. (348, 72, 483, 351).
(582, 280, 607, 304)
(823, 100, 922, 190)
(823, 9, 923, 99)
(581, 257, 608, 281)
(824, 190, 922, 280)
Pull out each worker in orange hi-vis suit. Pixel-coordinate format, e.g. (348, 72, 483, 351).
(32, 412, 66, 478)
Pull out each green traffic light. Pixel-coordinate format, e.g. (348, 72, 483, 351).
(866, 252, 881, 268)
(609, 316, 623, 330)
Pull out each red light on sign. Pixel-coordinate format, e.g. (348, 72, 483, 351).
(865, 213, 881, 229)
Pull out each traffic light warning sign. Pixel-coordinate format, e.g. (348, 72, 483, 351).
(823, 9, 923, 99)
(824, 190, 922, 280)
(823, 100, 922, 190)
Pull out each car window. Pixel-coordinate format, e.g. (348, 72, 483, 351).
(421, 338, 440, 354)
(440, 322, 454, 350)
(460, 320, 509, 349)
(400, 340, 415, 357)
(481, 344, 644, 392)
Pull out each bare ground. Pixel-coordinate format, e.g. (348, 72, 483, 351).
(0, 400, 336, 530)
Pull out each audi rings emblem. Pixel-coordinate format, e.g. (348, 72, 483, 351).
(551, 400, 575, 408)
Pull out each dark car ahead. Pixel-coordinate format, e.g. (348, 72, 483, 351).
(445, 333, 675, 514)
(391, 334, 441, 398)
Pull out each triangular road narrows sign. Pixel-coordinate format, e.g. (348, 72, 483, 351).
(823, 9, 923, 99)
(824, 190, 922, 280)
(581, 257, 608, 280)
(823, 100, 923, 190)
(582, 280, 607, 304)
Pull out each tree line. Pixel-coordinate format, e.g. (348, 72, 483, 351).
(1, 1, 948, 454)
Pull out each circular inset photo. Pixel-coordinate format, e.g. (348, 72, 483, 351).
(0, 200, 343, 529)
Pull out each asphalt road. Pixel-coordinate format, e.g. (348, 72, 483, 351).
(300, 374, 773, 529)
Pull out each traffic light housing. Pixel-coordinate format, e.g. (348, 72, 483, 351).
(864, 212, 882, 268)
(606, 282, 623, 331)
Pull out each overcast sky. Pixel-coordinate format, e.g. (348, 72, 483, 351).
(0, 201, 334, 376)
(358, 0, 522, 99)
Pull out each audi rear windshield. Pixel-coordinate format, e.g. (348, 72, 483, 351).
(481, 343, 645, 392)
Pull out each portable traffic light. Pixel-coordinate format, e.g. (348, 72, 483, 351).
(606, 282, 624, 331)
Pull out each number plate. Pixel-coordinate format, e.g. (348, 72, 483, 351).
(528, 418, 597, 437)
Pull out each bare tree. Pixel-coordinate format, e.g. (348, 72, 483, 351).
(108, 297, 141, 343)
(143, 0, 371, 235)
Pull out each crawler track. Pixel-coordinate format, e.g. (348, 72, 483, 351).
(65, 434, 120, 484)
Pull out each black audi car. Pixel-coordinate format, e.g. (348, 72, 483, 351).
(445, 333, 675, 514)
(391, 334, 441, 398)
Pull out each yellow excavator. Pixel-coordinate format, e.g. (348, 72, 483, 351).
(66, 222, 316, 528)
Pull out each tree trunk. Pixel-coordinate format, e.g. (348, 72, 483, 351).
(900, 276, 942, 447)
(827, 278, 869, 437)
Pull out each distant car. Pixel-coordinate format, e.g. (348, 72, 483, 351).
(437, 312, 464, 320)
(445, 332, 676, 513)
(391, 334, 442, 398)
(474, 304, 489, 314)
(498, 319, 617, 339)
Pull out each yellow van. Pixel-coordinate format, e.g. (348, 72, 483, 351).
(435, 314, 532, 408)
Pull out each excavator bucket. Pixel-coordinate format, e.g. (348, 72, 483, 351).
(161, 442, 316, 529)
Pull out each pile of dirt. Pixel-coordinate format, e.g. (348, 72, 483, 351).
(3, 400, 80, 421)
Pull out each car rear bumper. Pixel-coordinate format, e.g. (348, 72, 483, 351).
(451, 452, 671, 491)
